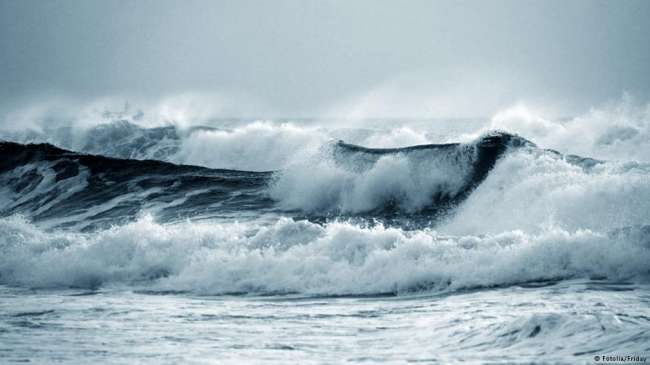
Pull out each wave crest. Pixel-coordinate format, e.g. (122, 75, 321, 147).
(270, 132, 532, 214)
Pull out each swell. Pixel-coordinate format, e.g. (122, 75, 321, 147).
(2, 129, 647, 232)
(0, 141, 273, 230)
(0, 132, 532, 229)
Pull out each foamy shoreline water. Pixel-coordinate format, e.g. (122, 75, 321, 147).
(2, 279, 648, 364)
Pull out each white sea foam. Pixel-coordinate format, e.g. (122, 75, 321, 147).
(1, 97, 649, 295)
(0, 214, 648, 294)
(170, 122, 461, 171)
(269, 141, 477, 213)
(171, 121, 326, 171)
(486, 96, 650, 162)
(441, 150, 650, 235)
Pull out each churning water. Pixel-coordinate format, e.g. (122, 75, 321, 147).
(1, 100, 649, 364)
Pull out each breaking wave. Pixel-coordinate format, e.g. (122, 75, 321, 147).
(0, 215, 648, 294)
(486, 95, 650, 162)
(0, 132, 532, 228)
(0, 133, 649, 294)
(270, 132, 532, 213)
(0, 97, 649, 294)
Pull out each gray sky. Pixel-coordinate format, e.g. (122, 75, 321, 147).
(1, 0, 649, 118)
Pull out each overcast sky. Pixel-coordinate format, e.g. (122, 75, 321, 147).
(1, 0, 649, 118)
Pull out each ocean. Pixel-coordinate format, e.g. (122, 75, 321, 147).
(0, 102, 649, 364)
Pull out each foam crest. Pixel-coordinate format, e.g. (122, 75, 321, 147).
(441, 149, 650, 235)
(489, 96, 650, 162)
(269, 133, 523, 214)
(0, 215, 648, 294)
(354, 126, 430, 148)
(270, 149, 473, 213)
(172, 121, 326, 171)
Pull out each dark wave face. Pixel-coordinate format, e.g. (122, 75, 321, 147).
(1, 132, 535, 230)
(0, 142, 273, 231)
